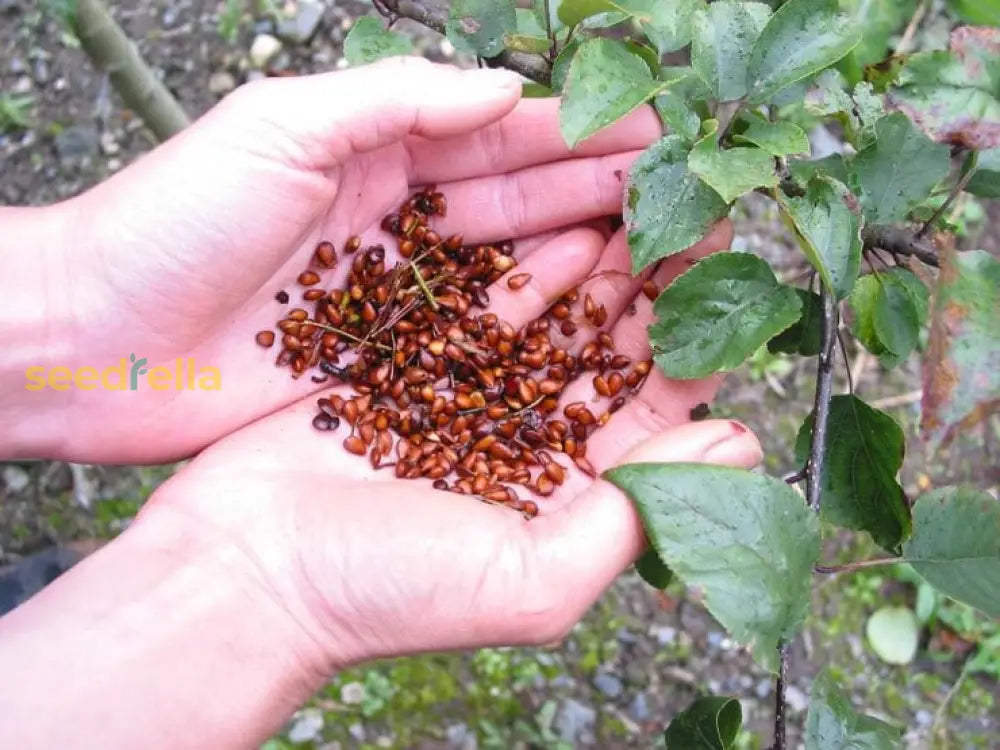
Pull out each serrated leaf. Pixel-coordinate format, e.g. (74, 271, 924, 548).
(805, 669, 903, 749)
(624, 39, 659, 76)
(849, 112, 951, 224)
(921, 246, 1000, 445)
(446, 0, 516, 58)
(664, 695, 742, 750)
(806, 72, 884, 149)
(966, 147, 1000, 198)
(872, 268, 929, 361)
(903, 486, 1000, 618)
(343, 17, 413, 65)
(779, 177, 861, 300)
(503, 33, 550, 54)
(557, 0, 623, 27)
(625, 135, 730, 272)
(521, 82, 553, 98)
(550, 36, 582, 92)
(788, 154, 849, 186)
(689, 125, 779, 203)
(619, 0, 698, 56)
(635, 548, 673, 589)
(795, 395, 910, 553)
(769, 288, 822, 356)
(848, 274, 897, 364)
(604, 463, 820, 672)
(559, 38, 666, 148)
(748, 0, 862, 104)
(649, 253, 801, 378)
(888, 27, 1000, 150)
(734, 118, 810, 156)
(691, 0, 771, 102)
(654, 67, 710, 144)
(866, 606, 919, 665)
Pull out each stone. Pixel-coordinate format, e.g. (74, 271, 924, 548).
(249, 34, 282, 68)
(616, 626, 638, 645)
(339, 681, 364, 705)
(2, 465, 30, 492)
(208, 71, 237, 95)
(593, 671, 623, 698)
(9, 56, 25, 74)
(629, 692, 651, 722)
(31, 58, 49, 85)
(99, 131, 119, 156)
(651, 625, 676, 646)
(276, 0, 324, 44)
(555, 699, 596, 744)
(55, 124, 99, 161)
(347, 723, 365, 742)
(287, 708, 323, 743)
(785, 685, 809, 714)
(446, 722, 477, 749)
(754, 678, 772, 699)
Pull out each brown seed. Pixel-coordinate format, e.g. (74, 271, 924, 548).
(610, 354, 631, 370)
(544, 461, 565, 485)
(303, 288, 326, 301)
(593, 304, 608, 327)
(607, 372, 625, 397)
(282, 334, 302, 351)
(275, 290, 290, 304)
(298, 270, 321, 287)
(584, 293, 596, 319)
(593, 375, 610, 397)
(564, 402, 585, 420)
(507, 273, 532, 290)
(642, 280, 659, 301)
(521, 500, 539, 518)
(344, 436, 366, 455)
(315, 241, 337, 268)
(255, 330, 275, 348)
(534, 475, 555, 497)
(345, 236, 361, 254)
(609, 396, 625, 414)
(574, 455, 597, 477)
(312, 413, 339, 431)
(560, 320, 577, 337)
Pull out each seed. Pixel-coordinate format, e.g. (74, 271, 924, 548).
(584, 293, 595, 319)
(593, 375, 610, 397)
(560, 321, 577, 336)
(493, 255, 516, 273)
(282, 334, 302, 351)
(255, 330, 275, 348)
(507, 273, 532, 290)
(521, 501, 539, 519)
(303, 288, 326, 301)
(312, 413, 338, 431)
(610, 354, 631, 369)
(593, 304, 608, 327)
(642, 280, 659, 301)
(574, 456, 597, 477)
(609, 397, 625, 414)
(315, 241, 337, 268)
(298, 270, 321, 286)
(288, 308, 308, 322)
(544, 461, 565, 485)
(344, 436, 366, 455)
(535, 475, 555, 497)
(345, 236, 361, 254)
(564, 402, 585, 420)
(275, 290, 290, 304)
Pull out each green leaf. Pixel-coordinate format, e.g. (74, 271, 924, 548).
(604, 463, 821, 672)
(635, 548, 673, 589)
(768, 288, 822, 356)
(837, 0, 917, 85)
(624, 40, 660, 76)
(794, 395, 910, 553)
(805, 669, 903, 749)
(849, 112, 951, 224)
(966, 147, 1000, 198)
(888, 27, 1000, 150)
(806, 72, 884, 149)
(503, 33, 551, 54)
(734, 118, 810, 156)
(689, 124, 778, 203)
(903, 486, 1000, 618)
(778, 177, 861, 300)
(343, 17, 413, 65)
(848, 274, 896, 364)
(866, 606, 919, 665)
(516, 6, 549, 37)
(521, 82, 554, 98)
(921, 248, 1000, 444)
(664, 695, 742, 750)
(691, 0, 771, 102)
(625, 135, 730, 272)
(654, 67, 710, 144)
(947, 0, 1000, 25)
(557, 0, 623, 27)
(559, 38, 666, 148)
(747, 0, 862, 104)
(550, 37, 582, 93)
(446, 0, 517, 58)
(788, 154, 849, 186)
(872, 268, 929, 361)
(619, 0, 699, 56)
(649, 253, 801, 378)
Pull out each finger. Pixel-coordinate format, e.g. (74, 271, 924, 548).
(214, 58, 522, 169)
(524, 420, 762, 633)
(407, 98, 662, 184)
(430, 151, 637, 243)
(487, 228, 606, 329)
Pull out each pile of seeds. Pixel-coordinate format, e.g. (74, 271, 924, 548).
(254, 188, 653, 518)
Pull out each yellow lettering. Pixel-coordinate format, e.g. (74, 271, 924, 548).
(187, 357, 196, 390)
(198, 367, 222, 391)
(75, 366, 98, 391)
(25, 366, 46, 390)
(49, 366, 72, 391)
(148, 367, 172, 391)
(175, 358, 183, 389)
(102, 359, 127, 390)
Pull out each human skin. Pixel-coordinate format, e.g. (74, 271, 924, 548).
(0, 59, 761, 749)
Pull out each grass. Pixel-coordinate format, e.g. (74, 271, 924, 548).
(0, 94, 33, 133)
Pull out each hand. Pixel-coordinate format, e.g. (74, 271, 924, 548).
(32, 58, 664, 463)
(143, 219, 760, 667)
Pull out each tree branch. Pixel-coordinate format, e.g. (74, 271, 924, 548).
(771, 642, 790, 750)
(377, 0, 553, 85)
(814, 557, 901, 574)
(861, 226, 939, 267)
(806, 288, 838, 513)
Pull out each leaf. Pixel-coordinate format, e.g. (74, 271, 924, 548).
(778, 177, 861, 300)
(654, 67, 710, 144)
(849, 113, 951, 224)
(806, 72, 884, 149)
(635, 548, 673, 589)
(848, 275, 896, 364)
(343, 17, 413, 65)
(888, 27, 1000, 150)
(769, 288, 822, 356)
(947, 0, 1000, 26)
(557, 0, 623, 27)
(550, 37, 582, 92)
(921, 246, 1000, 445)
(624, 40, 659, 76)
(966, 147, 1000, 198)
(795, 395, 910, 553)
(836, 0, 917, 85)
(734, 118, 810, 156)
(618, 0, 699, 56)
(866, 606, 919, 665)
(521, 82, 553, 98)
(649, 253, 801, 379)
(664, 695, 742, 750)
(559, 38, 666, 148)
(604, 463, 821, 672)
(688, 127, 779, 203)
(747, 0, 862, 104)
(903, 486, 1000, 618)
(503, 33, 551, 54)
(872, 268, 929, 362)
(625, 135, 730, 272)
(805, 669, 903, 749)
(788, 154, 849, 186)
(446, 0, 516, 58)
(691, 0, 772, 102)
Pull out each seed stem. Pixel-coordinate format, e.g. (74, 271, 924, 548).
(410, 261, 440, 310)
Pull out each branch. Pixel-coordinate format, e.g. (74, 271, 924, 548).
(806, 288, 838, 513)
(73, 0, 190, 141)
(862, 226, 939, 267)
(771, 642, 790, 750)
(814, 557, 901, 574)
(378, 0, 553, 86)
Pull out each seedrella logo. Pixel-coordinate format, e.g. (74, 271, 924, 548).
(25, 354, 222, 391)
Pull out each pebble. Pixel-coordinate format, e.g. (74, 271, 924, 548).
(785, 684, 809, 713)
(2, 465, 30, 492)
(616, 626, 638, 645)
(12, 76, 31, 94)
(9, 56, 25, 74)
(347, 723, 366, 742)
(446, 722, 477, 750)
(275, 0, 324, 44)
(208, 71, 236, 95)
(249, 34, 282, 68)
(555, 698, 596, 744)
(286, 708, 323, 743)
(99, 131, 119, 156)
(339, 681, 364, 705)
(754, 678, 772, 699)
(651, 625, 676, 646)
(32, 58, 49, 85)
(593, 670, 623, 698)
(629, 692, 651, 722)
(54, 124, 100, 161)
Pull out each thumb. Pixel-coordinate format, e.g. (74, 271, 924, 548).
(214, 57, 523, 169)
(527, 419, 762, 636)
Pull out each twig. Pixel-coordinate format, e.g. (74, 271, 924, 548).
(806, 289, 838, 513)
(862, 226, 939, 267)
(410, 261, 440, 310)
(784, 467, 807, 484)
(869, 389, 922, 410)
(814, 557, 901, 574)
(542, 0, 556, 60)
(917, 152, 979, 238)
(378, 0, 553, 85)
(849, 349, 871, 396)
(772, 642, 790, 750)
(896, 0, 929, 55)
(931, 661, 971, 748)
(836, 328, 853, 394)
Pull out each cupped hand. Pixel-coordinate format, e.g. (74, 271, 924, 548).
(139, 219, 762, 672)
(45, 58, 664, 463)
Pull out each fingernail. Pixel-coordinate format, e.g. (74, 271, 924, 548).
(728, 420, 749, 435)
(703, 429, 762, 466)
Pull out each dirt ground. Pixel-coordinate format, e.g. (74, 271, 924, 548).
(1, 1, 997, 748)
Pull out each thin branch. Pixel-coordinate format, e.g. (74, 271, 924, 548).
(806, 288, 838, 513)
(772, 642, 790, 750)
(814, 557, 901, 574)
(836, 328, 854, 394)
(784, 467, 807, 484)
(378, 0, 552, 85)
(917, 152, 979, 238)
(862, 226, 939, 267)
(896, 0, 930, 55)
